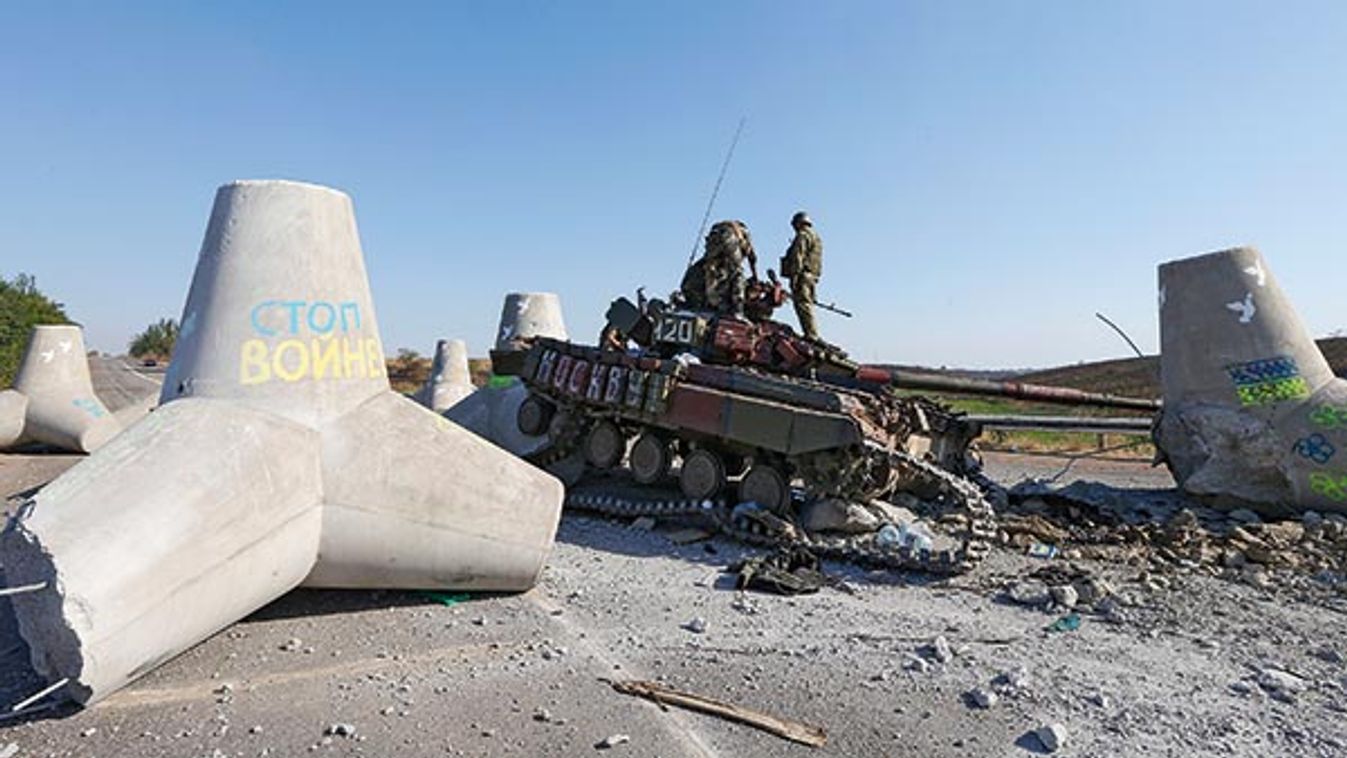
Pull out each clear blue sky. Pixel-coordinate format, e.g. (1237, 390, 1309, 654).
(3, 1, 1346, 368)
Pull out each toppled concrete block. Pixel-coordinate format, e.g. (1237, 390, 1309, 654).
(1155, 247, 1347, 514)
(1, 179, 563, 706)
(0, 325, 121, 453)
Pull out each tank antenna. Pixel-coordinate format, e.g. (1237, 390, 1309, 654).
(1094, 312, 1145, 358)
(687, 117, 747, 269)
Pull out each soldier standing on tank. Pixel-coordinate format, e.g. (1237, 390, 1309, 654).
(700, 220, 755, 317)
(781, 211, 823, 340)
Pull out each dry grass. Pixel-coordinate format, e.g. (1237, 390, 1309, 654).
(1016, 336, 1347, 398)
(385, 356, 494, 395)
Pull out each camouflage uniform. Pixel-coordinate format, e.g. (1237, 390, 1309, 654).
(702, 220, 753, 316)
(678, 257, 709, 310)
(782, 217, 823, 340)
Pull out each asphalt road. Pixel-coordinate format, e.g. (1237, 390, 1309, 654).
(0, 356, 159, 502)
(86, 356, 162, 414)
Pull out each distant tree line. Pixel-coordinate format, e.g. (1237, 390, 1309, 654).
(0, 273, 71, 386)
(129, 318, 179, 361)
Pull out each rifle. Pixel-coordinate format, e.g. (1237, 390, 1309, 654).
(766, 270, 853, 318)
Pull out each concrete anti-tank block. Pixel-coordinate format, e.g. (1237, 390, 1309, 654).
(0, 179, 563, 706)
(495, 292, 567, 351)
(445, 380, 550, 457)
(446, 292, 568, 455)
(1156, 247, 1347, 513)
(0, 389, 27, 448)
(415, 338, 474, 413)
(0, 325, 121, 453)
(1, 399, 324, 703)
(311, 392, 561, 589)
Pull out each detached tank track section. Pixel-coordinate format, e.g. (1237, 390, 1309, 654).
(564, 491, 714, 519)
(548, 440, 998, 575)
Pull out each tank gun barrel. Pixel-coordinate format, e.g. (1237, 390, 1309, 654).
(854, 367, 1162, 412)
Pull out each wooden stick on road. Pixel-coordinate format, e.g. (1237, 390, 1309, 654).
(605, 678, 827, 748)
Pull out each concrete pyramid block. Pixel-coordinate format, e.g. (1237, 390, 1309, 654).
(414, 339, 473, 413)
(1156, 247, 1347, 513)
(495, 292, 568, 351)
(446, 292, 568, 456)
(1, 180, 563, 706)
(0, 325, 121, 453)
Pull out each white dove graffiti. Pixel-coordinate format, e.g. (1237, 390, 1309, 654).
(1243, 263, 1267, 288)
(40, 349, 55, 363)
(59, 340, 72, 354)
(1226, 292, 1256, 324)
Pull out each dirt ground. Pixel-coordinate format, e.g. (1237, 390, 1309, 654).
(3, 440, 1346, 757)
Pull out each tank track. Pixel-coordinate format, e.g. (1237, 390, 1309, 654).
(546, 441, 998, 575)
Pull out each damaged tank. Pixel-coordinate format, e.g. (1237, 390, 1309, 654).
(495, 275, 1001, 573)
(496, 273, 1159, 573)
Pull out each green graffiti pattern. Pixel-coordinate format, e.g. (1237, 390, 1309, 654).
(1234, 377, 1311, 407)
(1310, 404, 1347, 429)
(1310, 472, 1347, 502)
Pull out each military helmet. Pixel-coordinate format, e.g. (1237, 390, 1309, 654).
(791, 211, 811, 227)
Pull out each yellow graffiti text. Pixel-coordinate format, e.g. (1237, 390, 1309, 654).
(240, 337, 385, 385)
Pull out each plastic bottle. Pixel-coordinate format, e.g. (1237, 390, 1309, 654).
(902, 522, 935, 552)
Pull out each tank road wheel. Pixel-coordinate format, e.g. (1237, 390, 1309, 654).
(517, 395, 555, 437)
(584, 420, 626, 470)
(630, 433, 672, 485)
(680, 449, 726, 501)
(739, 464, 791, 514)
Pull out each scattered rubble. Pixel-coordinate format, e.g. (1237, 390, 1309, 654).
(922, 635, 955, 664)
(682, 617, 707, 634)
(966, 687, 997, 709)
(995, 667, 1031, 694)
(903, 655, 931, 674)
(323, 723, 357, 739)
(1006, 579, 1052, 607)
(1257, 668, 1309, 702)
(1034, 722, 1069, 752)
(1086, 692, 1110, 709)
(1049, 584, 1078, 609)
(1005, 477, 1347, 589)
